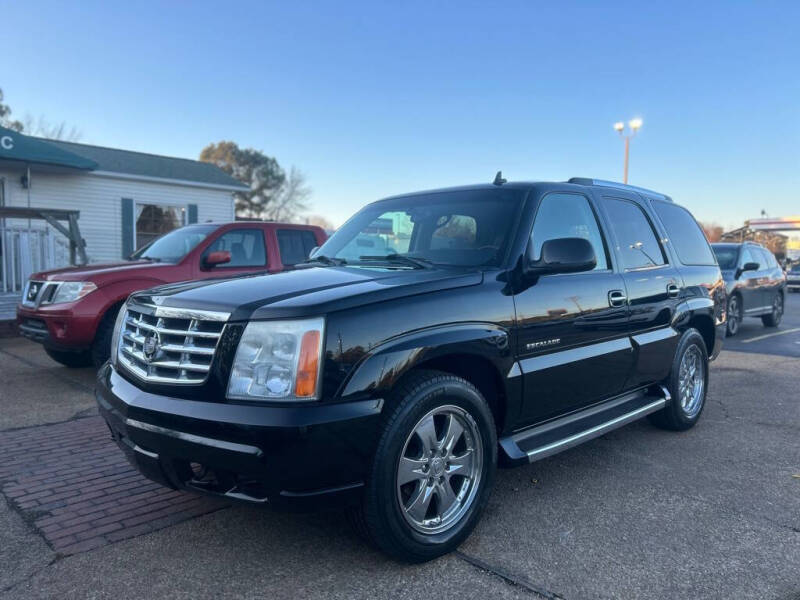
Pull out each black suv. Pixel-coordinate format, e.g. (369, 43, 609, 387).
(97, 177, 726, 562)
(711, 242, 786, 336)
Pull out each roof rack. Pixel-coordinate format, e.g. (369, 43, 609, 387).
(567, 177, 672, 202)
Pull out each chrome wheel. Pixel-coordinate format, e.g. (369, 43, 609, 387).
(727, 297, 740, 336)
(678, 345, 705, 418)
(396, 405, 483, 535)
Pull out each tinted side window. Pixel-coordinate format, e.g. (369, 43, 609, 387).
(277, 229, 318, 266)
(652, 201, 716, 266)
(530, 193, 608, 270)
(205, 229, 267, 267)
(602, 198, 666, 270)
(740, 247, 756, 268)
(756, 248, 774, 270)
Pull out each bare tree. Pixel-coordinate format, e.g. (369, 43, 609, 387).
(0, 87, 23, 131)
(264, 167, 312, 222)
(305, 214, 335, 230)
(22, 114, 82, 141)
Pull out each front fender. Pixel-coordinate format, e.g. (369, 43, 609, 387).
(339, 323, 514, 400)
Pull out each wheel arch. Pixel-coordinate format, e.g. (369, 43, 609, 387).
(339, 324, 517, 434)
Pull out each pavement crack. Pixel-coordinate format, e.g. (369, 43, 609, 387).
(455, 550, 566, 599)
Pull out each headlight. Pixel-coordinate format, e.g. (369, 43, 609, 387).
(109, 301, 129, 368)
(51, 281, 97, 304)
(227, 318, 324, 401)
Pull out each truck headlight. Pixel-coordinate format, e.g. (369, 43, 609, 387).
(109, 301, 129, 368)
(51, 281, 97, 304)
(227, 318, 324, 401)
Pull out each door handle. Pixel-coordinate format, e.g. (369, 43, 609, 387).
(608, 290, 627, 307)
(667, 283, 680, 298)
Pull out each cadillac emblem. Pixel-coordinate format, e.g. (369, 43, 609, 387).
(142, 332, 160, 361)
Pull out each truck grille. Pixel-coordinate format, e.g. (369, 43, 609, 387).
(117, 304, 230, 384)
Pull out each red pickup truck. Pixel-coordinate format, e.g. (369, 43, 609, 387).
(17, 221, 327, 367)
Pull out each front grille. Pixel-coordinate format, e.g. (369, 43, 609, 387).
(21, 280, 58, 307)
(117, 303, 230, 385)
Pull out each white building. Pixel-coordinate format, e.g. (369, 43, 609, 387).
(0, 125, 246, 300)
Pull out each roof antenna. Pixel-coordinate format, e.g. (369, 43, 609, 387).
(493, 170, 507, 186)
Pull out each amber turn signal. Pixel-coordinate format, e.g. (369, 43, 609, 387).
(295, 330, 321, 397)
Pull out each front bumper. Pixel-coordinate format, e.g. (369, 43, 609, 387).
(17, 304, 94, 352)
(96, 364, 384, 509)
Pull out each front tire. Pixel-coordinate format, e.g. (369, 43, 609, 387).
(761, 293, 783, 328)
(91, 304, 122, 368)
(44, 347, 92, 368)
(649, 328, 708, 431)
(350, 370, 497, 562)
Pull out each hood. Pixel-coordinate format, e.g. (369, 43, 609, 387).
(132, 266, 484, 321)
(32, 261, 173, 284)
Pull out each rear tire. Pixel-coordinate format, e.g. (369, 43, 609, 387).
(44, 347, 92, 368)
(348, 369, 497, 562)
(761, 293, 783, 328)
(649, 328, 708, 431)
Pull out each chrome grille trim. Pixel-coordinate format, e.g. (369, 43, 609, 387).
(117, 303, 230, 385)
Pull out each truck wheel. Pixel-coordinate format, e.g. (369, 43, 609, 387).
(761, 293, 783, 328)
(45, 348, 92, 368)
(649, 328, 708, 431)
(91, 305, 122, 368)
(349, 369, 497, 562)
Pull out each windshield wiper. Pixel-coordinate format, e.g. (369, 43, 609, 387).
(358, 254, 434, 269)
(139, 256, 161, 262)
(304, 254, 347, 266)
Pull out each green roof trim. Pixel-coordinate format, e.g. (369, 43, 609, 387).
(47, 139, 247, 189)
(0, 126, 247, 190)
(0, 126, 98, 170)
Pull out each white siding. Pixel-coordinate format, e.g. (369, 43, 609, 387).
(0, 169, 235, 263)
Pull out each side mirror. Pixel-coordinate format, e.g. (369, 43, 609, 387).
(525, 237, 596, 277)
(202, 250, 231, 269)
(736, 261, 759, 278)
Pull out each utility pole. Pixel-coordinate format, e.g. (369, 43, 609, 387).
(613, 118, 642, 184)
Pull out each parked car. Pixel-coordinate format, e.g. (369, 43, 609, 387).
(711, 242, 786, 336)
(786, 263, 800, 292)
(97, 177, 725, 562)
(17, 222, 327, 367)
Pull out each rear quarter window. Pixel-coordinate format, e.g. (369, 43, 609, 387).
(652, 200, 716, 266)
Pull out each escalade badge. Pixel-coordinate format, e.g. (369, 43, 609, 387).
(526, 338, 561, 351)
(143, 332, 161, 361)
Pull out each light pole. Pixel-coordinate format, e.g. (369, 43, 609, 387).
(613, 118, 642, 184)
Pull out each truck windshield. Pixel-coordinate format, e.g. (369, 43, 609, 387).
(711, 246, 739, 270)
(130, 225, 217, 263)
(315, 188, 525, 268)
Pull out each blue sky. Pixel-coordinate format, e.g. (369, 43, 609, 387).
(2, 0, 798, 227)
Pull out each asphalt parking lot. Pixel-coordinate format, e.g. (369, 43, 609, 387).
(1, 297, 799, 599)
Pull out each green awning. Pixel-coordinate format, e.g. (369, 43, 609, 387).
(0, 126, 97, 170)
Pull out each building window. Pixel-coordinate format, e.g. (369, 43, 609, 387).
(135, 204, 186, 249)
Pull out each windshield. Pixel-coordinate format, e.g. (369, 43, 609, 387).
(790, 264, 800, 273)
(315, 188, 525, 268)
(712, 246, 739, 270)
(130, 225, 217, 263)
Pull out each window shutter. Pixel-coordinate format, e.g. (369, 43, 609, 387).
(187, 204, 198, 224)
(121, 198, 134, 258)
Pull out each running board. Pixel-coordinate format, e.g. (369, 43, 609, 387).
(499, 386, 670, 466)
